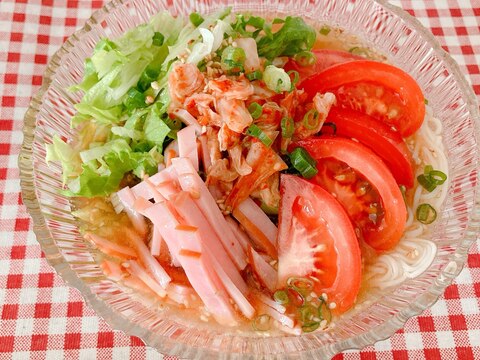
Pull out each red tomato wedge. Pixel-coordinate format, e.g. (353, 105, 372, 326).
(277, 174, 361, 313)
(284, 49, 362, 80)
(326, 107, 415, 188)
(300, 60, 425, 137)
(293, 137, 407, 251)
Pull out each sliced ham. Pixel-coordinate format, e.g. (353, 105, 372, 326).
(130, 166, 178, 200)
(101, 259, 124, 281)
(255, 292, 286, 314)
(172, 108, 202, 135)
(225, 216, 251, 252)
(116, 187, 148, 236)
(178, 249, 238, 326)
(150, 226, 162, 257)
(171, 191, 248, 294)
(144, 201, 238, 325)
(177, 125, 199, 172)
(171, 157, 247, 270)
(126, 228, 171, 289)
(248, 246, 277, 293)
(235, 196, 277, 249)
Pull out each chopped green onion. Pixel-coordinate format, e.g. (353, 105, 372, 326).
(272, 18, 285, 24)
(152, 32, 165, 47)
(303, 109, 320, 130)
(273, 290, 290, 305)
(319, 25, 331, 36)
(416, 203, 437, 224)
(247, 124, 273, 147)
(189, 12, 204, 27)
(288, 70, 300, 89)
(281, 117, 294, 139)
(287, 277, 314, 292)
(248, 102, 263, 119)
(263, 65, 291, 93)
(137, 66, 160, 92)
(221, 46, 246, 73)
(429, 170, 447, 185)
(246, 16, 265, 29)
(289, 147, 318, 179)
(302, 321, 320, 333)
(318, 298, 332, 323)
(321, 122, 337, 135)
(246, 70, 263, 81)
(417, 165, 447, 192)
(124, 87, 147, 112)
(293, 51, 316, 67)
(252, 314, 271, 331)
(298, 304, 318, 324)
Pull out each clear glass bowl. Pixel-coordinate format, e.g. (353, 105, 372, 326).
(19, 0, 480, 358)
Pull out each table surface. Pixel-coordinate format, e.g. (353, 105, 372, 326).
(1, 0, 479, 359)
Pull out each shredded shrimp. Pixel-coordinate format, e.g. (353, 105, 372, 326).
(228, 144, 252, 176)
(208, 75, 254, 101)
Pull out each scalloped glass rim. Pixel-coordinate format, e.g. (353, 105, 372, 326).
(19, 0, 480, 358)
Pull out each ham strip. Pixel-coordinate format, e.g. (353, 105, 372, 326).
(177, 125, 199, 172)
(171, 157, 247, 270)
(116, 187, 148, 236)
(248, 246, 277, 293)
(123, 260, 167, 298)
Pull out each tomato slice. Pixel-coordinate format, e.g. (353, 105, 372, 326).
(300, 60, 425, 137)
(292, 137, 407, 251)
(277, 174, 361, 313)
(326, 107, 415, 188)
(284, 49, 362, 80)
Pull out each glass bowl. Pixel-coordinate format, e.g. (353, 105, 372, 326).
(19, 0, 480, 358)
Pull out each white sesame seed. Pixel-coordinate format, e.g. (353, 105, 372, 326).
(329, 302, 337, 309)
(321, 293, 328, 301)
(151, 81, 159, 90)
(232, 41, 238, 47)
(145, 95, 154, 104)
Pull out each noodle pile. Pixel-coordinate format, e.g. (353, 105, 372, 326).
(364, 106, 448, 289)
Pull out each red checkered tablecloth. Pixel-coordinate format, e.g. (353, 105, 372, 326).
(1, 0, 479, 358)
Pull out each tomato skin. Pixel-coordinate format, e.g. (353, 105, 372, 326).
(300, 60, 425, 137)
(292, 137, 407, 251)
(277, 174, 362, 313)
(284, 49, 362, 80)
(326, 107, 415, 188)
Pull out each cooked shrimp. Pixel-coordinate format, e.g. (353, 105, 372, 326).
(250, 81, 276, 101)
(292, 92, 336, 141)
(208, 75, 254, 101)
(207, 159, 239, 183)
(217, 98, 253, 133)
(168, 63, 205, 107)
(185, 93, 222, 127)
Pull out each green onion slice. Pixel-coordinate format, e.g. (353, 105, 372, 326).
(221, 46, 246, 73)
(273, 290, 290, 305)
(248, 102, 263, 119)
(302, 321, 320, 333)
(303, 109, 320, 130)
(252, 314, 271, 331)
(418, 165, 447, 192)
(246, 70, 263, 81)
(289, 147, 318, 179)
(417, 174, 437, 192)
(189, 12, 204, 27)
(288, 70, 300, 89)
(294, 51, 316, 67)
(416, 203, 437, 224)
(281, 117, 294, 138)
(247, 124, 273, 147)
(152, 32, 165, 47)
(287, 287, 305, 307)
(429, 170, 447, 185)
(298, 304, 318, 324)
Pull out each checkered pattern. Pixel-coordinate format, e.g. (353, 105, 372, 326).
(0, 0, 478, 358)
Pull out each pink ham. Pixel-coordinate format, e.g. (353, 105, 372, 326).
(248, 246, 277, 293)
(172, 108, 202, 135)
(177, 125, 199, 172)
(225, 216, 252, 252)
(85, 233, 137, 259)
(144, 202, 237, 325)
(123, 260, 167, 298)
(116, 187, 148, 236)
(178, 249, 237, 326)
(129, 166, 178, 200)
(101, 259, 124, 281)
(255, 292, 286, 314)
(236, 197, 277, 247)
(126, 228, 171, 289)
(171, 157, 247, 270)
(255, 301, 294, 328)
(171, 191, 247, 294)
(150, 226, 163, 257)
